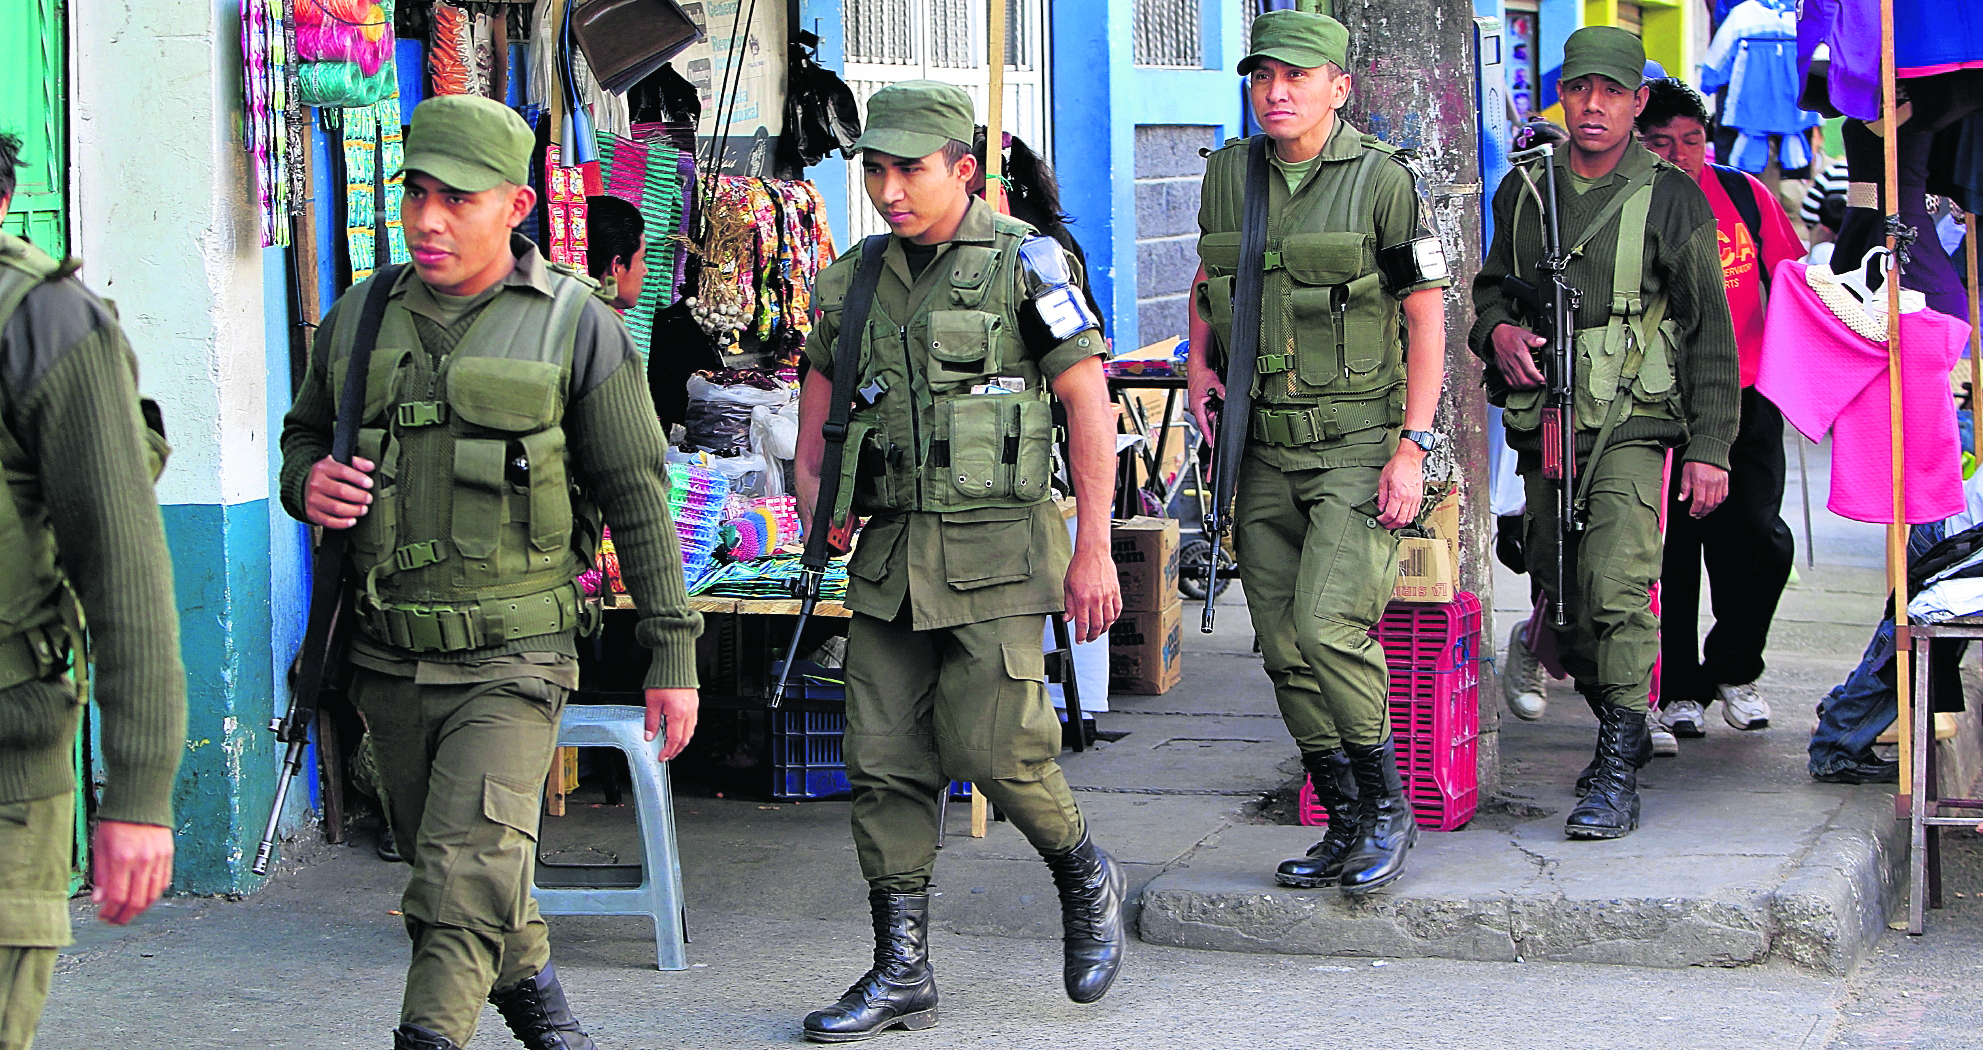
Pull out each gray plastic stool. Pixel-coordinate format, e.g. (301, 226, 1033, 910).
(533, 705, 688, 970)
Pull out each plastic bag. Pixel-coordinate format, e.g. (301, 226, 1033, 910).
(683, 374, 792, 456)
(295, 0, 396, 107)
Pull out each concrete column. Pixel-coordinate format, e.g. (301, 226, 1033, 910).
(1335, 0, 1498, 800)
(70, 0, 309, 892)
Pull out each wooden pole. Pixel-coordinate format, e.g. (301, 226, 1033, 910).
(1880, 0, 1914, 825)
(1968, 213, 1980, 465)
(969, 0, 1013, 840)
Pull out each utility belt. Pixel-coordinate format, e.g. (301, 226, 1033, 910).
(1250, 393, 1403, 447)
(0, 621, 72, 694)
(359, 578, 597, 654)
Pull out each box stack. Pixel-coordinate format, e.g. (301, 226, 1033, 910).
(1108, 516, 1183, 695)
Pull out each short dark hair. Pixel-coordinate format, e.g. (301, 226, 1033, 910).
(0, 133, 21, 203)
(1817, 192, 1847, 233)
(940, 139, 972, 168)
(1636, 77, 1710, 134)
(584, 195, 645, 280)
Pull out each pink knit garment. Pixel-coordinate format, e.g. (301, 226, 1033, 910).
(1756, 261, 1971, 524)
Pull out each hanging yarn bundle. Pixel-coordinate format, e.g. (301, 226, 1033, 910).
(295, 0, 396, 108)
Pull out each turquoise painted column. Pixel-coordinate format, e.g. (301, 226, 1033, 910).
(70, 0, 310, 893)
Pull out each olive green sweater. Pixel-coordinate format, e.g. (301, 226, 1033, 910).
(279, 246, 701, 689)
(0, 269, 186, 824)
(1469, 144, 1741, 470)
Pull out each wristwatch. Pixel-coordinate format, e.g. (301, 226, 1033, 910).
(1402, 429, 1441, 453)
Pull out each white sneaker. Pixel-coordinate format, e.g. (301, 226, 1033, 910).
(1649, 720, 1679, 757)
(1503, 624, 1547, 721)
(1717, 682, 1771, 730)
(1657, 699, 1708, 739)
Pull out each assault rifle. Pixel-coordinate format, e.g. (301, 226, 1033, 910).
(1200, 136, 1272, 634)
(253, 266, 399, 877)
(1503, 122, 1579, 628)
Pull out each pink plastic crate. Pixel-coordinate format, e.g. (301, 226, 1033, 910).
(1298, 591, 1481, 831)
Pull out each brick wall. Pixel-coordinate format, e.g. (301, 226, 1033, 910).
(1133, 124, 1218, 348)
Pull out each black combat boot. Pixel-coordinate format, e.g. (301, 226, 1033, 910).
(1275, 749, 1362, 888)
(1564, 701, 1652, 839)
(488, 962, 597, 1050)
(1337, 737, 1419, 896)
(393, 1024, 461, 1050)
(1042, 831, 1127, 1004)
(803, 890, 939, 1042)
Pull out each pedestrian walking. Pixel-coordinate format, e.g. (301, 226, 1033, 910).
(0, 131, 187, 1050)
(1183, 8, 1451, 894)
(792, 79, 1126, 1042)
(279, 95, 703, 1050)
(1473, 27, 1740, 839)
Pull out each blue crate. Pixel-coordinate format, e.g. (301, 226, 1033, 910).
(770, 660, 847, 701)
(769, 709, 976, 802)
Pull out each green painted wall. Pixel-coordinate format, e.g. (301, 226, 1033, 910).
(1, 0, 67, 256)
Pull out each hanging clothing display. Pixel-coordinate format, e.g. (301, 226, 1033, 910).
(1703, 0, 1819, 173)
(1755, 261, 1971, 524)
(428, 0, 497, 97)
(242, 0, 297, 247)
(598, 126, 696, 357)
(1799, 0, 1983, 121)
(1832, 119, 1969, 318)
(341, 89, 411, 281)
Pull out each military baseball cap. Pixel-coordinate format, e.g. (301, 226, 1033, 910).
(1237, 9, 1349, 75)
(1560, 26, 1646, 89)
(854, 80, 976, 159)
(399, 94, 534, 192)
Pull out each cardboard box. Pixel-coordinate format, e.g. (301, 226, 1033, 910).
(1108, 600, 1184, 695)
(1110, 516, 1181, 611)
(1393, 491, 1461, 603)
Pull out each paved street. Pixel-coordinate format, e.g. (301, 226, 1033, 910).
(37, 435, 1983, 1048)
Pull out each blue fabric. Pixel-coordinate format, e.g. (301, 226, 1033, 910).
(1704, 0, 1821, 136)
(1894, 0, 1983, 71)
(1727, 129, 1812, 174)
(1808, 522, 1944, 777)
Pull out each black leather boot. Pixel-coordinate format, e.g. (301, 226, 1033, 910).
(488, 962, 597, 1050)
(1337, 738, 1418, 896)
(1042, 831, 1127, 1004)
(1564, 702, 1650, 839)
(1276, 749, 1361, 888)
(393, 1024, 461, 1050)
(803, 890, 939, 1042)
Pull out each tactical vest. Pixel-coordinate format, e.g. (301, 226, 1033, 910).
(324, 267, 605, 653)
(832, 214, 1058, 517)
(1500, 162, 1682, 434)
(0, 233, 169, 691)
(1196, 133, 1408, 447)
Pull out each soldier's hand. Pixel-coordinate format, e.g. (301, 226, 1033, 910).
(1063, 546, 1122, 645)
(1190, 371, 1227, 448)
(1376, 445, 1427, 530)
(1678, 462, 1730, 518)
(644, 687, 700, 762)
(1490, 324, 1548, 390)
(305, 455, 378, 529)
(90, 820, 174, 926)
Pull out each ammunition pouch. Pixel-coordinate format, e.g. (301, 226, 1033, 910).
(361, 579, 595, 653)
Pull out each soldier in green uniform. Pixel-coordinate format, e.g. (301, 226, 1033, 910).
(0, 131, 187, 1050)
(1472, 28, 1737, 838)
(792, 81, 1126, 1041)
(280, 96, 703, 1050)
(1184, 10, 1451, 896)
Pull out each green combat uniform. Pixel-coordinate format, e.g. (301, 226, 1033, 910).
(1195, 10, 1450, 896)
(1469, 27, 1738, 839)
(797, 81, 1128, 1043)
(0, 232, 186, 1050)
(278, 96, 699, 1050)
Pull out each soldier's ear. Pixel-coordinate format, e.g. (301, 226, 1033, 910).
(506, 183, 539, 229)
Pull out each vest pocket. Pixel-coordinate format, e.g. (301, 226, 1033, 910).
(518, 429, 572, 555)
(926, 310, 1003, 383)
(942, 395, 1014, 499)
(447, 358, 563, 432)
(1198, 232, 1243, 275)
(940, 506, 1035, 591)
(1013, 398, 1053, 502)
(1340, 273, 1392, 375)
(452, 438, 507, 561)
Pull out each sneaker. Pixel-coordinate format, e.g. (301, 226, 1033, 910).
(1503, 624, 1547, 721)
(1811, 756, 1900, 784)
(1649, 720, 1679, 757)
(1657, 699, 1708, 739)
(1717, 682, 1771, 730)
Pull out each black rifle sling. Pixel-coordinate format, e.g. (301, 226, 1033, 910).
(802, 235, 889, 571)
(1210, 135, 1273, 520)
(333, 266, 404, 465)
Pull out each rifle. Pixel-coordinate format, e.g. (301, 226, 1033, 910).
(1201, 135, 1272, 634)
(253, 266, 400, 877)
(1504, 124, 1580, 628)
(771, 237, 888, 708)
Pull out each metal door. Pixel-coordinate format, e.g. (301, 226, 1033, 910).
(1, 0, 68, 256)
(839, 0, 1052, 240)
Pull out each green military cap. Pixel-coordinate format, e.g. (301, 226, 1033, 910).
(854, 80, 976, 159)
(399, 94, 534, 192)
(1238, 9, 1349, 74)
(1560, 26, 1646, 89)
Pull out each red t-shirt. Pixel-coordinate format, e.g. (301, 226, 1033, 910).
(1697, 165, 1805, 387)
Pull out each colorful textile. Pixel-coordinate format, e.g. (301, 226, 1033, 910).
(1798, 0, 1983, 120)
(1755, 261, 1971, 523)
(598, 128, 693, 358)
(1699, 164, 1805, 387)
(294, 0, 396, 107)
(343, 87, 410, 282)
(242, 0, 296, 246)
(1703, 0, 1819, 138)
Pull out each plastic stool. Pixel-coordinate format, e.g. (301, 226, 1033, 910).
(532, 705, 688, 970)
